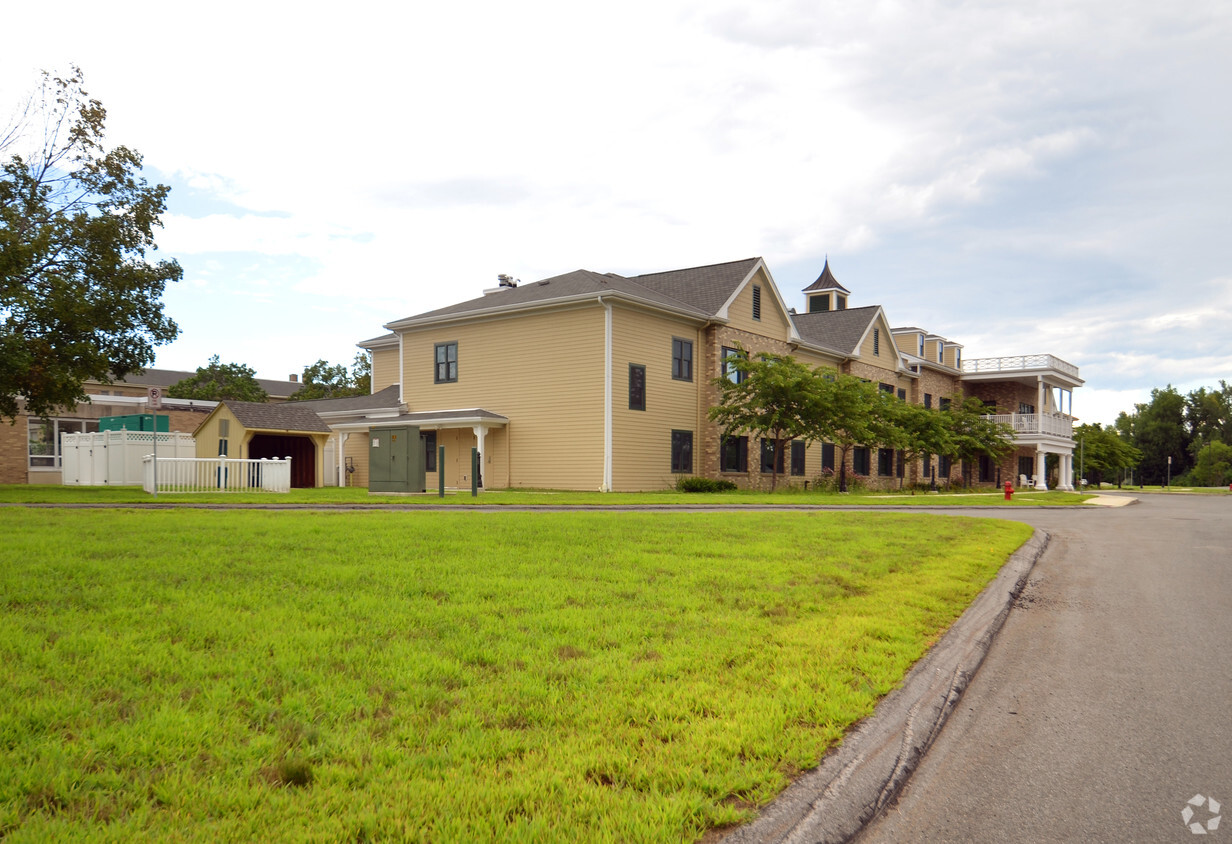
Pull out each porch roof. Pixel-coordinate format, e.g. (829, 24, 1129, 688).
(330, 408, 509, 431)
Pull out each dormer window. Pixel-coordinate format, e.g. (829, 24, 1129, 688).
(918, 336, 924, 356)
(938, 342, 943, 363)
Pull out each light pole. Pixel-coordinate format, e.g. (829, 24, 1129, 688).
(1167, 455, 1172, 489)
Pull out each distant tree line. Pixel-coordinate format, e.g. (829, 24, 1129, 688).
(1110, 381, 1232, 487)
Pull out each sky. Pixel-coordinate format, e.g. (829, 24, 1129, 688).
(2, 0, 1229, 425)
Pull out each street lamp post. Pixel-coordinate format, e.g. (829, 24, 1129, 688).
(1167, 455, 1172, 489)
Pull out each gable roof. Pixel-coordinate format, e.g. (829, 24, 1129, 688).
(384, 258, 770, 330)
(221, 401, 332, 434)
(801, 259, 850, 294)
(790, 305, 882, 356)
(629, 257, 764, 317)
(287, 385, 402, 414)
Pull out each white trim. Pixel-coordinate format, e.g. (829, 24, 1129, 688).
(602, 297, 613, 492)
(714, 259, 804, 344)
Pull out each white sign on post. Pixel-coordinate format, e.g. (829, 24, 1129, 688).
(147, 387, 163, 409)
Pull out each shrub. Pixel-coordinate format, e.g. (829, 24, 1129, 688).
(675, 477, 738, 493)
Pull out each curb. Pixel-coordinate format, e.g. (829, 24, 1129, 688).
(720, 529, 1050, 844)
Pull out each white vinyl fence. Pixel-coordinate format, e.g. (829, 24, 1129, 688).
(142, 456, 292, 494)
(61, 431, 196, 485)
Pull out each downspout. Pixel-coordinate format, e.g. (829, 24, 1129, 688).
(601, 296, 613, 492)
(398, 334, 405, 406)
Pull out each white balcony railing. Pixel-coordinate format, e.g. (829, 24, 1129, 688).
(983, 413, 1074, 439)
(142, 456, 291, 494)
(962, 354, 1080, 378)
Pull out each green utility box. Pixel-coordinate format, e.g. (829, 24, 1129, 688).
(99, 414, 169, 432)
(368, 426, 426, 493)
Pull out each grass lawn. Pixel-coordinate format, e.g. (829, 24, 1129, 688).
(0, 509, 1032, 842)
(0, 484, 1093, 507)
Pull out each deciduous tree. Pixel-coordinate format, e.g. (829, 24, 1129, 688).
(168, 356, 268, 402)
(1, 67, 181, 421)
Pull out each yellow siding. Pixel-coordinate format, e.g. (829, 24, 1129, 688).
(343, 432, 369, 489)
(400, 306, 605, 490)
(610, 307, 704, 491)
(724, 267, 794, 341)
(193, 406, 242, 458)
(372, 347, 399, 392)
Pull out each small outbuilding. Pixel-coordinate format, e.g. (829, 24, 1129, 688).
(193, 401, 332, 488)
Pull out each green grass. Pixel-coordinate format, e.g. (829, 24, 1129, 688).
(0, 509, 1032, 842)
(0, 484, 1093, 507)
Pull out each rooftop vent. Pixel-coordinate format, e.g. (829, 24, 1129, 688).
(498, 274, 518, 288)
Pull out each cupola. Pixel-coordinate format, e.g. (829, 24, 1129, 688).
(801, 259, 850, 313)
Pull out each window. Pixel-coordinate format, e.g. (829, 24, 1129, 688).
(1018, 402, 1035, 414)
(924, 393, 933, 409)
(878, 448, 894, 477)
(879, 382, 894, 394)
(955, 349, 961, 368)
(628, 364, 646, 411)
(752, 285, 762, 320)
(896, 451, 905, 478)
(853, 447, 870, 476)
(671, 430, 693, 473)
(423, 430, 437, 472)
(809, 295, 830, 313)
(28, 418, 99, 469)
(434, 342, 458, 383)
(938, 342, 944, 363)
(918, 336, 925, 356)
(939, 397, 952, 411)
(939, 455, 952, 477)
(721, 347, 746, 383)
(836, 294, 847, 310)
(671, 338, 693, 382)
(978, 455, 994, 483)
(791, 441, 806, 476)
(897, 388, 907, 401)
(873, 328, 880, 355)
(720, 435, 748, 472)
(760, 439, 785, 474)
(1018, 456, 1034, 478)
(924, 454, 932, 476)
(822, 442, 835, 472)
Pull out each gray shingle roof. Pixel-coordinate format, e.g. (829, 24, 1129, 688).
(629, 257, 763, 316)
(117, 368, 303, 398)
(223, 401, 332, 433)
(385, 259, 763, 328)
(288, 385, 402, 414)
(791, 306, 881, 356)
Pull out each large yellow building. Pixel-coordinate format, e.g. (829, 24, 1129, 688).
(335, 257, 1083, 492)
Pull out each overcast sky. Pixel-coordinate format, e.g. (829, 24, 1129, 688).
(3, 0, 1229, 425)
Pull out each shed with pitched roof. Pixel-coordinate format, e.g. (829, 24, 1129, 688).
(193, 401, 332, 488)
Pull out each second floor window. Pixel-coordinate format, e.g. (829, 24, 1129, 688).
(672, 338, 693, 381)
(435, 342, 458, 383)
(629, 364, 646, 411)
(721, 347, 746, 383)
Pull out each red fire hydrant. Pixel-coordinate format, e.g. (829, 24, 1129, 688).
(1004, 480, 1013, 500)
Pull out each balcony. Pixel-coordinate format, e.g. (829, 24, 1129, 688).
(982, 412, 1074, 440)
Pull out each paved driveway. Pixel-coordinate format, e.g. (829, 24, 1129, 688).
(857, 493, 1232, 843)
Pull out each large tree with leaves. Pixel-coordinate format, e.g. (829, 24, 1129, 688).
(1073, 422, 1142, 487)
(939, 395, 1015, 486)
(290, 353, 371, 400)
(709, 349, 822, 491)
(168, 356, 268, 402)
(1, 67, 181, 421)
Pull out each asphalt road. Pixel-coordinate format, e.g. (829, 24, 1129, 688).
(857, 493, 1232, 843)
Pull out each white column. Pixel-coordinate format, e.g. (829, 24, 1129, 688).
(1034, 449, 1049, 490)
(1037, 377, 1045, 433)
(1058, 453, 1074, 491)
(337, 432, 350, 487)
(472, 425, 487, 487)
